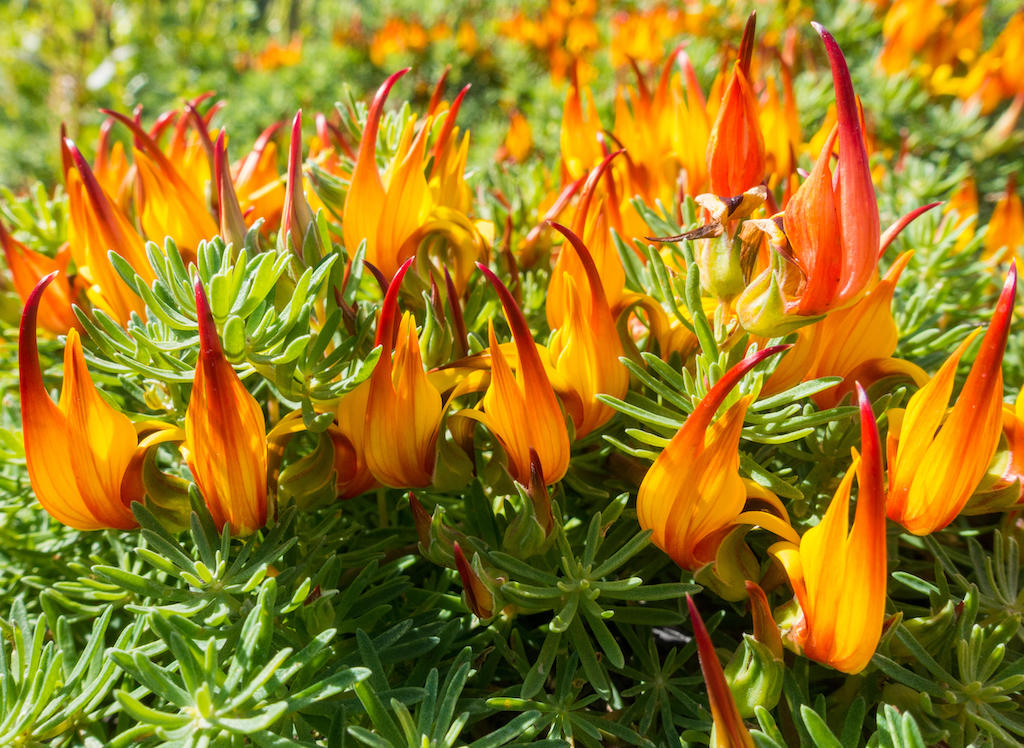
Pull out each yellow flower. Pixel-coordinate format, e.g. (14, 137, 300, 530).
(102, 110, 219, 261)
(546, 223, 628, 438)
(637, 346, 793, 570)
(184, 279, 268, 535)
(886, 266, 1016, 534)
(234, 122, 286, 234)
(18, 273, 140, 530)
(475, 263, 571, 485)
(363, 258, 444, 488)
(763, 251, 928, 408)
(770, 384, 887, 674)
(342, 69, 433, 281)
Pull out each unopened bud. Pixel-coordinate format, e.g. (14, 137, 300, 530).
(724, 634, 784, 717)
(454, 542, 496, 619)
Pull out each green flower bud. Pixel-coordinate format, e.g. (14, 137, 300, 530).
(724, 634, 784, 718)
(697, 232, 746, 302)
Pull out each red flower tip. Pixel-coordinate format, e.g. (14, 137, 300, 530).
(375, 256, 417, 348)
(193, 279, 223, 359)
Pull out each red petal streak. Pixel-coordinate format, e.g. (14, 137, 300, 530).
(688, 345, 790, 436)
(878, 202, 941, 259)
(688, 595, 752, 746)
(812, 23, 880, 298)
(375, 256, 417, 348)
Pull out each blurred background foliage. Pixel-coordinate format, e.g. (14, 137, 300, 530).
(2, 0, 1022, 199)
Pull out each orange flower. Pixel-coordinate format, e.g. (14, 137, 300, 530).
(18, 273, 139, 530)
(770, 383, 887, 674)
(102, 110, 218, 260)
(786, 32, 878, 314)
(280, 111, 324, 263)
(737, 25, 881, 332)
(498, 110, 532, 163)
(476, 263, 571, 484)
(363, 258, 444, 488)
(546, 223, 628, 438)
(93, 118, 131, 208)
(1, 219, 78, 334)
(887, 265, 1016, 534)
(706, 15, 766, 198)
(559, 72, 604, 180)
(687, 595, 756, 747)
(233, 122, 286, 233)
(637, 346, 793, 570)
(62, 138, 152, 324)
(330, 379, 377, 499)
(184, 279, 268, 535)
(763, 251, 928, 408)
(342, 69, 434, 281)
(983, 174, 1023, 264)
(991, 390, 1024, 506)
(546, 152, 627, 326)
(945, 175, 978, 253)
(214, 132, 248, 250)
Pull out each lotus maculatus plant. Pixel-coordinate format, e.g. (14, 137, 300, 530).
(3, 7, 1024, 747)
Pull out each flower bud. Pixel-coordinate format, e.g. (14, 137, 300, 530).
(454, 542, 497, 619)
(724, 635, 784, 718)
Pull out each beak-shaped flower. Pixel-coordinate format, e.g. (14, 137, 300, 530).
(234, 121, 286, 233)
(214, 132, 248, 251)
(184, 279, 268, 535)
(1, 219, 79, 335)
(63, 138, 152, 324)
(559, 72, 604, 180)
(737, 23, 880, 333)
(102, 110, 219, 259)
(946, 175, 979, 253)
(364, 258, 444, 488)
(783, 24, 880, 315)
(887, 265, 1016, 534)
(93, 118, 132, 207)
(19, 273, 139, 530)
(706, 14, 766, 198)
(637, 346, 789, 571)
(547, 151, 627, 325)
(764, 251, 929, 408)
(280, 110, 324, 264)
(341, 69, 433, 280)
(687, 595, 756, 748)
(330, 379, 378, 499)
(983, 174, 1023, 264)
(476, 263, 571, 485)
(498, 109, 532, 163)
(988, 389, 1024, 507)
(770, 384, 886, 674)
(546, 223, 628, 438)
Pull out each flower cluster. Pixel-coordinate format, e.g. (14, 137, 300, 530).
(4, 9, 1024, 745)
